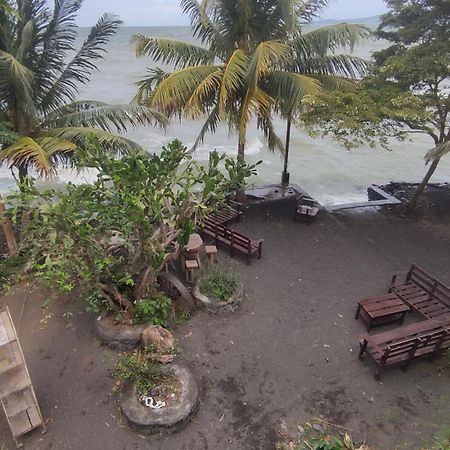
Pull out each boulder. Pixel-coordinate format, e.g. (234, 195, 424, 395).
(141, 325, 175, 353)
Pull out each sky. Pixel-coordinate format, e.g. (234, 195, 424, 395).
(75, 0, 389, 26)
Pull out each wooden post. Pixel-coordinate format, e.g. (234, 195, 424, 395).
(0, 195, 18, 257)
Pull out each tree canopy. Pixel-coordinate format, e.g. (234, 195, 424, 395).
(302, 0, 450, 208)
(133, 0, 368, 168)
(11, 138, 259, 322)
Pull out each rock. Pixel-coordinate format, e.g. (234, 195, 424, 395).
(141, 325, 175, 353)
(156, 354, 174, 364)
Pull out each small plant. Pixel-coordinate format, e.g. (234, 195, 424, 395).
(133, 294, 172, 326)
(113, 351, 175, 396)
(277, 419, 367, 450)
(199, 266, 239, 301)
(0, 255, 26, 294)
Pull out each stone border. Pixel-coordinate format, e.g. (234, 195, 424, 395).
(95, 314, 148, 350)
(192, 282, 243, 314)
(119, 363, 198, 434)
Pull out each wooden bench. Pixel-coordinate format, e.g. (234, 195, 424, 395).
(201, 218, 263, 264)
(206, 206, 241, 226)
(294, 194, 319, 223)
(390, 265, 450, 320)
(359, 318, 450, 380)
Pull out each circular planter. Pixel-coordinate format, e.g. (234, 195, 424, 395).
(95, 314, 148, 350)
(192, 282, 243, 314)
(119, 363, 198, 434)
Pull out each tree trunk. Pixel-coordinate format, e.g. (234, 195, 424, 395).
(235, 136, 246, 203)
(281, 116, 292, 185)
(408, 157, 440, 211)
(0, 196, 18, 257)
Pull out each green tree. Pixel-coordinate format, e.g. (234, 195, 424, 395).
(0, 0, 166, 180)
(133, 0, 368, 194)
(13, 139, 259, 321)
(302, 0, 450, 210)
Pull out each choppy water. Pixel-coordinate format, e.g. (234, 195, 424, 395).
(1, 22, 448, 205)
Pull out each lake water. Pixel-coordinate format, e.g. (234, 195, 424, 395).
(1, 22, 448, 205)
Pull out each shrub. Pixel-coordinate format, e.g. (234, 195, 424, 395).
(133, 294, 172, 326)
(199, 266, 239, 301)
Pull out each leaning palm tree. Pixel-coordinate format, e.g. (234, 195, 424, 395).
(133, 0, 369, 181)
(0, 0, 166, 180)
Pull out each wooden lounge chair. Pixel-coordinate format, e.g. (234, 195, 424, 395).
(206, 205, 242, 226)
(294, 194, 319, 223)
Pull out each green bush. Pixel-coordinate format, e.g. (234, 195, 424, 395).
(199, 266, 239, 301)
(133, 294, 172, 326)
(113, 351, 174, 396)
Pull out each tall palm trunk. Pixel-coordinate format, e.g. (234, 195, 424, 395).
(0, 195, 18, 257)
(408, 157, 440, 211)
(236, 135, 246, 202)
(281, 116, 292, 185)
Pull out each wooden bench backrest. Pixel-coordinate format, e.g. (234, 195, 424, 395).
(203, 218, 252, 249)
(383, 338, 419, 363)
(408, 265, 450, 306)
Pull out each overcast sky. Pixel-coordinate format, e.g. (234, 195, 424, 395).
(75, 0, 388, 26)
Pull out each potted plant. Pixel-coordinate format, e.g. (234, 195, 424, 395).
(114, 349, 199, 434)
(193, 265, 243, 314)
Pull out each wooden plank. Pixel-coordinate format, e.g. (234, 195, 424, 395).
(369, 304, 410, 319)
(27, 406, 42, 428)
(9, 410, 32, 437)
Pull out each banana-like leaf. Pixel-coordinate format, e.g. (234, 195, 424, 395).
(132, 34, 217, 68)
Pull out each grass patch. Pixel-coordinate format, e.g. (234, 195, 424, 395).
(199, 265, 239, 302)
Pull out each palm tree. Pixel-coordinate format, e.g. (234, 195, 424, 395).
(275, 1, 370, 184)
(0, 0, 166, 180)
(133, 0, 322, 165)
(133, 0, 369, 190)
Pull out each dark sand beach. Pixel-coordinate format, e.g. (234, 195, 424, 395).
(1, 191, 449, 450)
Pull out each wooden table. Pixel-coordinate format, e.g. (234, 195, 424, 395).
(355, 293, 411, 331)
(181, 233, 203, 270)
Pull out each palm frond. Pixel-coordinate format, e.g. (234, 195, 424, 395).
(186, 69, 222, 116)
(191, 103, 221, 151)
(39, 13, 122, 112)
(132, 34, 217, 68)
(292, 53, 368, 79)
(151, 65, 220, 115)
(218, 49, 249, 115)
(45, 127, 143, 155)
(41, 101, 168, 132)
(297, 0, 329, 24)
(265, 71, 322, 115)
(295, 23, 372, 56)
(135, 68, 171, 104)
(0, 136, 76, 177)
(246, 41, 291, 85)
